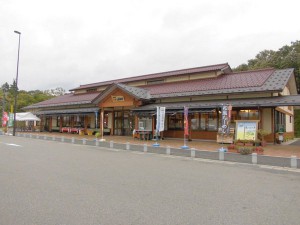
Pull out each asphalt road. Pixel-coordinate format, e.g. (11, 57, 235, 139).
(1, 135, 300, 225)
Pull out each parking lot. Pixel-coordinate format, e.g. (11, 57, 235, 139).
(1, 135, 300, 225)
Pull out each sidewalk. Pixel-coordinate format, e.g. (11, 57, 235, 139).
(17, 132, 300, 158)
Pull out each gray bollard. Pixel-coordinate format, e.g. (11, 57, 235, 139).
(52, 136, 55, 141)
(72, 137, 75, 144)
(191, 149, 195, 158)
(166, 146, 171, 155)
(30, 134, 32, 138)
(110, 141, 114, 148)
(61, 136, 64, 142)
(82, 139, 86, 145)
(36, 135, 39, 139)
(291, 156, 297, 168)
(252, 153, 257, 164)
(219, 150, 224, 161)
(143, 144, 147, 152)
(95, 139, 99, 146)
(44, 136, 47, 140)
(126, 142, 130, 150)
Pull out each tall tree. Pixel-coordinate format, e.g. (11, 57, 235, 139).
(234, 41, 300, 93)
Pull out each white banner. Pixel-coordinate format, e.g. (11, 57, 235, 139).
(159, 107, 165, 132)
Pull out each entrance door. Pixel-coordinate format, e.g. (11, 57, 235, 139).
(114, 111, 123, 135)
(113, 111, 134, 136)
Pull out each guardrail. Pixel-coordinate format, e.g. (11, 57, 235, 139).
(12, 132, 300, 169)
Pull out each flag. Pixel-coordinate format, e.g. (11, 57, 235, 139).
(184, 106, 189, 136)
(159, 107, 165, 132)
(2, 112, 9, 127)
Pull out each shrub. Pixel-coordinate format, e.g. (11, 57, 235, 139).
(239, 147, 253, 155)
(95, 132, 100, 139)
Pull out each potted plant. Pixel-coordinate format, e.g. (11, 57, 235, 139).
(257, 129, 269, 147)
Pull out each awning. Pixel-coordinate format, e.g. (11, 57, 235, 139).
(35, 107, 99, 116)
(16, 112, 41, 121)
(132, 95, 300, 114)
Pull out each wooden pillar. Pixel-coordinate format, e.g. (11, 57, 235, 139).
(49, 116, 53, 132)
(134, 115, 139, 130)
(111, 111, 114, 135)
(84, 115, 88, 132)
(60, 115, 63, 132)
(188, 114, 192, 141)
(40, 115, 44, 131)
(100, 108, 104, 138)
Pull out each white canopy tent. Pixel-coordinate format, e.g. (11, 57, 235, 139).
(15, 112, 41, 121)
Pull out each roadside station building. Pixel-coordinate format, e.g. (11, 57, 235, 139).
(24, 63, 300, 142)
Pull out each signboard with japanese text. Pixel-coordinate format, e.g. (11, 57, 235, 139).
(235, 120, 259, 141)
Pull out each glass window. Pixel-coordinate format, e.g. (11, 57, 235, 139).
(191, 113, 199, 130)
(208, 112, 217, 131)
(168, 114, 183, 130)
(238, 109, 259, 120)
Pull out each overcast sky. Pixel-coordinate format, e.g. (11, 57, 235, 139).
(1, 0, 299, 92)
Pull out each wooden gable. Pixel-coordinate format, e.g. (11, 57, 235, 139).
(99, 88, 141, 108)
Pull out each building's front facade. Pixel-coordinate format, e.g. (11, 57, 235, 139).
(24, 63, 300, 142)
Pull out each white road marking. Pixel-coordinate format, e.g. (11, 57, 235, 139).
(3, 143, 22, 147)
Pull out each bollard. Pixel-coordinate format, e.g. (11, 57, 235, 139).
(61, 136, 64, 142)
(82, 139, 86, 145)
(52, 136, 55, 141)
(291, 156, 297, 168)
(30, 134, 32, 138)
(166, 146, 171, 155)
(191, 149, 195, 158)
(44, 136, 47, 140)
(72, 137, 75, 144)
(219, 150, 224, 161)
(126, 142, 130, 150)
(110, 141, 114, 148)
(143, 144, 147, 152)
(252, 153, 257, 164)
(95, 139, 99, 146)
(36, 135, 39, 139)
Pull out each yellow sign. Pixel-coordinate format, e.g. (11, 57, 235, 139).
(111, 96, 124, 102)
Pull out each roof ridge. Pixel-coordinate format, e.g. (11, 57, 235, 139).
(230, 68, 275, 74)
(71, 63, 230, 90)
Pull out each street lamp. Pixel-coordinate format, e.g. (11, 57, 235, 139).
(13, 30, 21, 136)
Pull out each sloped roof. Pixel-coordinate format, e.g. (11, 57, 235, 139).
(93, 83, 151, 104)
(70, 63, 231, 91)
(143, 68, 294, 98)
(24, 92, 101, 109)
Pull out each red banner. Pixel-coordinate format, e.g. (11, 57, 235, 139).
(184, 106, 189, 136)
(2, 111, 9, 127)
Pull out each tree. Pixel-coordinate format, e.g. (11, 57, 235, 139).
(234, 40, 300, 93)
(1, 83, 59, 117)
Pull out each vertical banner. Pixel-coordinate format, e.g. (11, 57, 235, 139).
(8, 113, 14, 127)
(184, 106, 189, 136)
(156, 106, 160, 135)
(2, 112, 9, 127)
(159, 107, 166, 132)
(221, 104, 231, 134)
